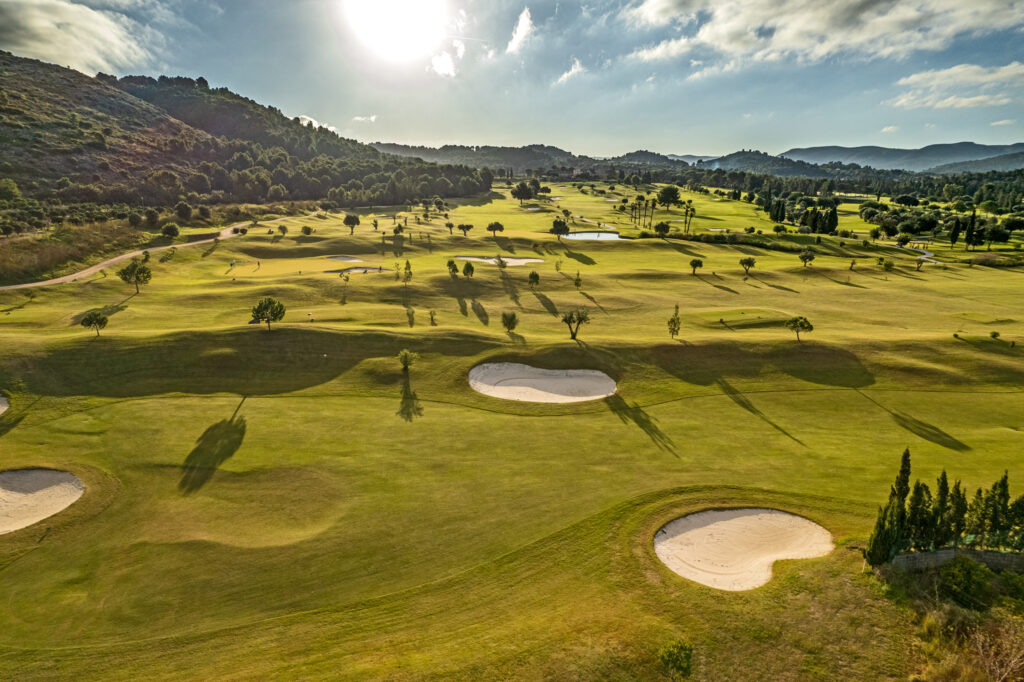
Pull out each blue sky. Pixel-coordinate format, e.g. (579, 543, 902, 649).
(2, 0, 1023, 156)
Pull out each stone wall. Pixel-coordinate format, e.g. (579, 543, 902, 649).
(892, 548, 1024, 572)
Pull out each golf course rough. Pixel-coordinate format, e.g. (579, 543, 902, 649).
(0, 469, 85, 535)
(654, 508, 833, 590)
(468, 363, 617, 403)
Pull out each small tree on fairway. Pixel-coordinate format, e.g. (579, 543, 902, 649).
(667, 303, 681, 339)
(397, 348, 418, 372)
(654, 221, 671, 237)
(446, 259, 459, 278)
(799, 249, 816, 267)
(486, 221, 504, 238)
(462, 261, 474, 277)
(689, 258, 703, 275)
(573, 270, 582, 290)
(117, 260, 152, 294)
(301, 225, 313, 236)
(278, 224, 288, 236)
(550, 218, 570, 241)
(659, 639, 694, 680)
(457, 224, 474, 237)
(501, 311, 518, 334)
(739, 257, 756, 275)
(251, 296, 285, 330)
(81, 311, 108, 336)
(445, 221, 454, 234)
(785, 316, 813, 341)
(511, 181, 532, 205)
(343, 214, 360, 235)
(528, 271, 540, 288)
(561, 309, 590, 340)
(161, 222, 179, 238)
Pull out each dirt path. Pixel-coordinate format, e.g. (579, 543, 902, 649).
(0, 213, 303, 292)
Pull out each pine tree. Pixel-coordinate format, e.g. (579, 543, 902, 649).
(989, 471, 1011, 547)
(891, 448, 912, 539)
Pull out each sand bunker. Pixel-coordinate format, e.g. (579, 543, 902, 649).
(0, 396, 8, 416)
(327, 267, 391, 275)
(565, 231, 625, 241)
(0, 469, 85, 535)
(654, 508, 832, 590)
(457, 256, 544, 266)
(327, 255, 363, 262)
(469, 363, 616, 403)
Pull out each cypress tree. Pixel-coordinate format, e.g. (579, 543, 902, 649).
(965, 210, 976, 250)
(950, 481, 968, 547)
(892, 448, 912, 537)
(933, 471, 951, 548)
(907, 481, 934, 551)
(989, 471, 1011, 546)
(865, 498, 901, 566)
(949, 218, 962, 247)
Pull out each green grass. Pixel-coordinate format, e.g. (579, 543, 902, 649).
(1, 184, 1023, 679)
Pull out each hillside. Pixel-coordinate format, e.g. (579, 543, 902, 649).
(0, 51, 209, 196)
(781, 142, 1024, 171)
(699, 150, 830, 178)
(928, 150, 1024, 174)
(370, 142, 688, 172)
(668, 154, 717, 164)
(0, 51, 488, 206)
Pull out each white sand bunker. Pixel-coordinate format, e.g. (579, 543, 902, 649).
(0, 396, 8, 416)
(0, 469, 85, 535)
(469, 363, 616, 403)
(654, 508, 833, 591)
(457, 256, 544, 267)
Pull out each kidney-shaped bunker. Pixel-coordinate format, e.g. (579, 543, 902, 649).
(468, 363, 616, 403)
(0, 469, 85, 535)
(654, 508, 833, 591)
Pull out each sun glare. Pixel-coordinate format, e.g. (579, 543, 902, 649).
(342, 0, 449, 63)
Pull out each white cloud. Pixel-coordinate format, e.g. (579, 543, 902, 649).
(506, 7, 533, 54)
(298, 115, 338, 133)
(0, 0, 161, 74)
(881, 125, 899, 133)
(888, 62, 1024, 109)
(554, 58, 585, 85)
(453, 39, 466, 59)
(351, 115, 377, 123)
(431, 51, 456, 77)
(991, 119, 1016, 127)
(624, 0, 1024, 69)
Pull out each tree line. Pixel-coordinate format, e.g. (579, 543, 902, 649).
(866, 449, 1024, 566)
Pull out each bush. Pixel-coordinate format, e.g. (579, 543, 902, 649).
(938, 556, 997, 610)
(659, 639, 694, 679)
(161, 223, 180, 238)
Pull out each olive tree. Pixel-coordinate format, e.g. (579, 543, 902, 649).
(251, 296, 286, 330)
(81, 311, 108, 336)
(343, 214, 360, 235)
(501, 311, 519, 334)
(689, 258, 703, 275)
(561, 309, 590, 340)
(117, 259, 152, 294)
(785, 316, 813, 342)
(739, 257, 756, 275)
(397, 348, 419, 372)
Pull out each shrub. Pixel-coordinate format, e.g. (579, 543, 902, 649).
(659, 639, 694, 679)
(161, 222, 180, 238)
(938, 556, 996, 610)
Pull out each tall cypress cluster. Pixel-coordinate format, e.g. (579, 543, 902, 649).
(865, 449, 1023, 566)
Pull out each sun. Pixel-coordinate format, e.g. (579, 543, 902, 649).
(341, 0, 449, 63)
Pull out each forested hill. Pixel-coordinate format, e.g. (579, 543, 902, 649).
(782, 142, 1024, 171)
(370, 142, 688, 173)
(928, 151, 1024, 174)
(698, 151, 830, 178)
(0, 51, 490, 206)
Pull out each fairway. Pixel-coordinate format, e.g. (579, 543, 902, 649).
(1, 185, 1022, 679)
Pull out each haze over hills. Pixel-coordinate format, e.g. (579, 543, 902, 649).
(927, 151, 1024, 174)
(781, 142, 1024, 171)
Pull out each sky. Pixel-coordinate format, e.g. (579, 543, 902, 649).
(1, 0, 1023, 156)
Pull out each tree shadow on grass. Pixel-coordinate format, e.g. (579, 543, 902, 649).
(179, 404, 247, 494)
(495, 236, 517, 254)
(500, 270, 521, 307)
(397, 373, 424, 422)
(471, 299, 489, 325)
(605, 394, 677, 456)
(717, 378, 805, 446)
(70, 294, 135, 326)
(563, 248, 596, 266)
(891, 411, 971, 452)
(665, 240, 705, 258)
(533, 291, 558, 317)
(580, 291, 606, 313)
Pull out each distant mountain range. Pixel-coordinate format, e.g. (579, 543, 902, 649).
(781, 142, 1024, 172)
(371, 140, 1024, 176)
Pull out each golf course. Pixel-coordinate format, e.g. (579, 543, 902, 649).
(1, 183, 1022, 679)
